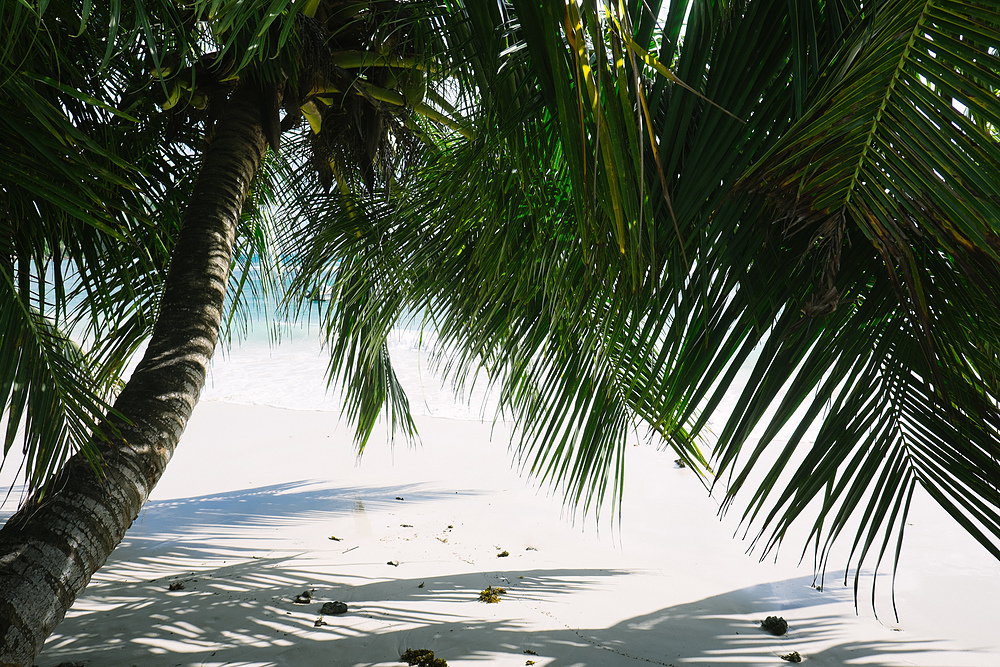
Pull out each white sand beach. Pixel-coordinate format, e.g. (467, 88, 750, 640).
(3, 331, 1000, 667)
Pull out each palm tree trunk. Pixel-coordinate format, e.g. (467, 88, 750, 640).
(0, 85, 269, 666)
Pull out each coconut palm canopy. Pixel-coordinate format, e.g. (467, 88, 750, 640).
(1, 1, 999, 654)
(303, 0, 1000, 593)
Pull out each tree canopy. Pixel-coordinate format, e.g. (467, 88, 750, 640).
(289, 0, 1000, 599)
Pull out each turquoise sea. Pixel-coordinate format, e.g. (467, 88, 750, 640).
(203, 266, 493, 422)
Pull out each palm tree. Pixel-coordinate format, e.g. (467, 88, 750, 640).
(0, 1, 472, 662)
(0, 2, 277, 659)
(2, 0, 999, 663)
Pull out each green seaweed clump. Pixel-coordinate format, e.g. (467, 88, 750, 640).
(400, 648, 448, 666)
(780, 651, 802, 663)
(479, 586, 507, 603)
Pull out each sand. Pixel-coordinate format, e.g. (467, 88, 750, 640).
(3, 399, 995, 667)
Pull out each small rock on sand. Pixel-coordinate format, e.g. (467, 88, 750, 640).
(320, 601, 348, 615)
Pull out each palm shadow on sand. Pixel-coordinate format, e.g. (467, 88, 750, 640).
(34, 481, 990, 667)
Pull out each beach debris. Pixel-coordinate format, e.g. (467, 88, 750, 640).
(675, 458, 687, 468)
(418, 582, 425, 588)
(479, 586, 506, 603)
(388, 560, 400, 567)
(401, 524, 414, 527)
(321, 600, 348, 615)
(524, 649, 538, 655)
(447, 525, 453, 529)
(525, 546, 537, 551)
(395, 496, 405, 501)
(400, 648, 448, 666)
(761, 616, 789, 635)
(342, 545, 359, 553)
(53, 662, 86, 667)
(436, 537, 448, 543)
(525, 661, 535, 666)
(293, 590, 313, 604)
(328, 535, 343, 541)
(168, 581, 185, 591)
(497, 550, 510, 558)
(780, 651, 802, 663)
(313, 617, 328, 627)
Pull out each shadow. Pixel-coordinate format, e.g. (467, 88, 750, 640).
(40, 562, 973, 667)
(33, 481, 995, 667)
(130, 480, 473, 534)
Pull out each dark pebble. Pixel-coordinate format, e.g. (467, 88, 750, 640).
(321, 600, 348, 615)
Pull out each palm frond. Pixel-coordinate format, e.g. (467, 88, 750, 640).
(0, 272, 116, 493)
(0, 0, 202, 493)
(717, 0, 1000, 591)
(309, 0, 1000, 592)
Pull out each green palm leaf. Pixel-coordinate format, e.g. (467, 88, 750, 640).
(710, 0, 1000, 596)
(309, 0, 1000, 596)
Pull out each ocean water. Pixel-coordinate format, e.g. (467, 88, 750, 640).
(203, 321, 498, 422)
(203, 273, 500, 422)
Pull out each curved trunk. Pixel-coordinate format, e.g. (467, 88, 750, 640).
(0, 85, 269, 666)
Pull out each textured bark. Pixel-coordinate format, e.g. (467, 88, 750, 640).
(0, 85, 269, 666)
